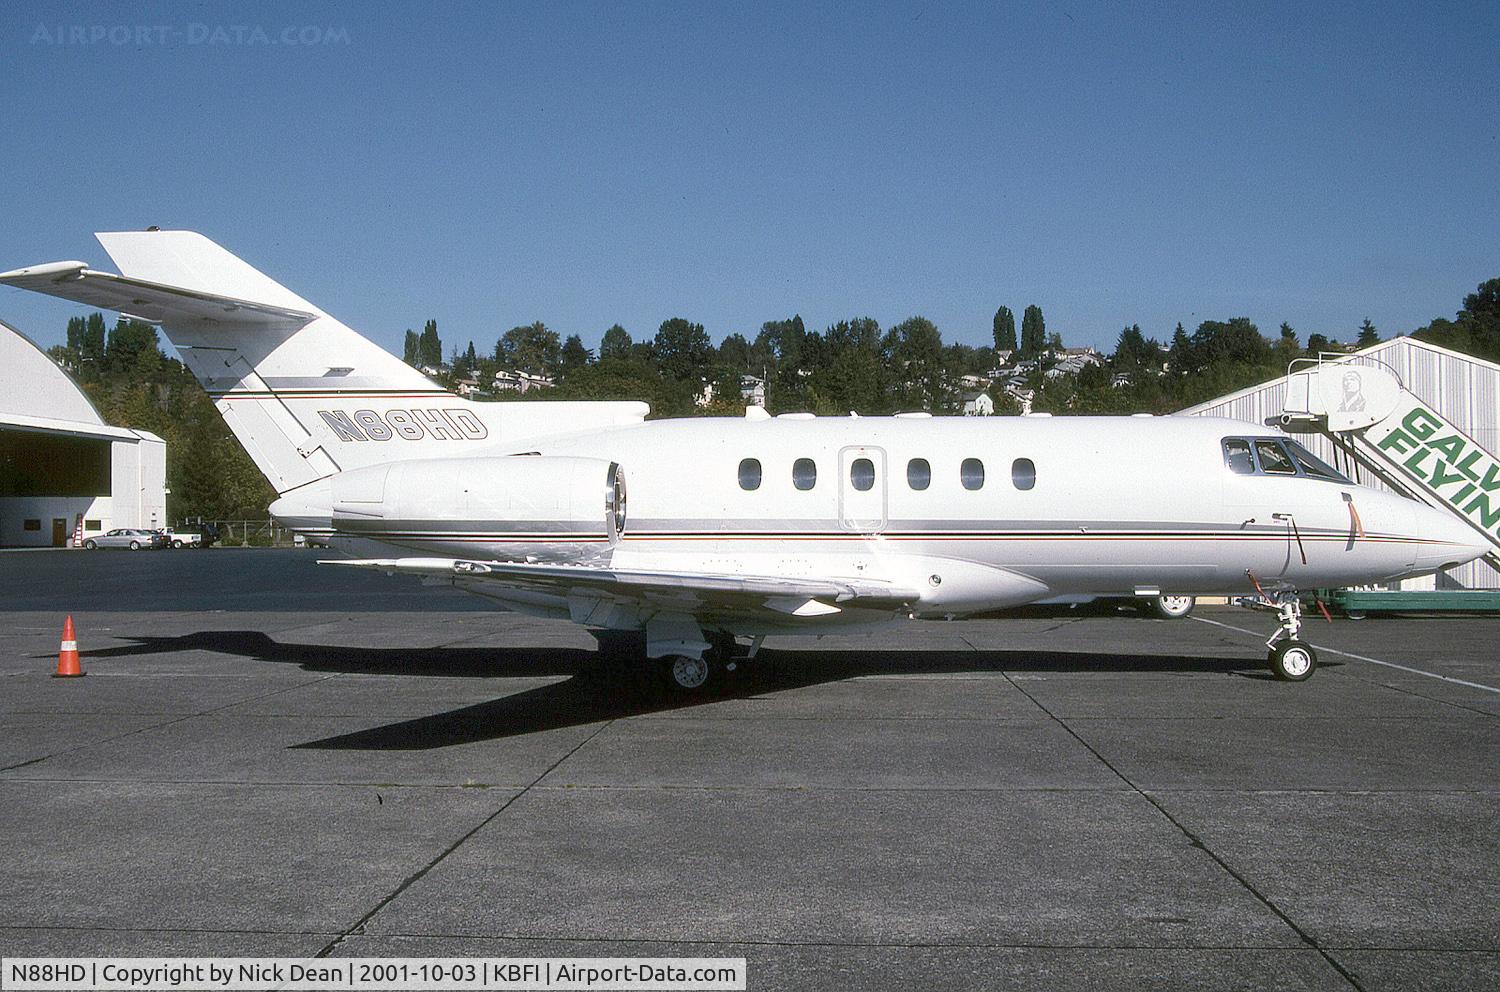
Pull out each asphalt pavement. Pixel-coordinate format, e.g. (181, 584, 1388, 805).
(1, 548, 1496, 990)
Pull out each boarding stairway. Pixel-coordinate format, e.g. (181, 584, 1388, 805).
(1277, 355, 1500, 584)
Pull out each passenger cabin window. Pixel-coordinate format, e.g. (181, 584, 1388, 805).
(1012, 458, 1036, 491)
(1223, 438, 1255, 474)
(738, 458, 762, 491)
(961, 458, 985, 491)
(850, 457, 875, 492)
(1255, 439, 1297, 475)
(793, 458, 817, 491)
(907, 458, 931, 491)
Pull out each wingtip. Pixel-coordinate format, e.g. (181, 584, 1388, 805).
(0, 260, 89, 283)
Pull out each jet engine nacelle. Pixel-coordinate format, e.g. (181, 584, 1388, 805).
(274, 455, 627, 558)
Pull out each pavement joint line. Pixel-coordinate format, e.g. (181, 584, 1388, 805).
(991, 661, 1368, 992)
(4, 776, 1495, 798)
(1190, 616, 1500, 696)
(620, 711, 1498, 724)
(313, 718, 620, 959)
(7, 777, 1495, 796)
(1, 924, 1492, 953)
(350, 932, 1316, 951)
(0, 776, 558, 791)
(0, 672, 344, 774)
(1316, 665, 1500, 720)
(0, 924, 341, 938)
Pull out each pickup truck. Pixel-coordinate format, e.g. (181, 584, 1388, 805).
(160, 525, 219, 549)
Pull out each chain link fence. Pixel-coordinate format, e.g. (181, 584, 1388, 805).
(178, 519, 297, 547)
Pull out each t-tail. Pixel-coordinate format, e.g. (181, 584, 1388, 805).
(0, 231, 647, 495)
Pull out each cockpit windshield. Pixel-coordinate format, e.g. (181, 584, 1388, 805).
(1221, 436, 1352, 483)
(1283, 439, 1351, 482)
(1254, 439, 1297, 475)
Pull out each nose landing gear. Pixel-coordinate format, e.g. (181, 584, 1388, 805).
(1264, 592, 1318, 681)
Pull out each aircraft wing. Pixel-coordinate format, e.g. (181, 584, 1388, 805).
(324, 557, 923, 617)
(0, 261, 317, 328)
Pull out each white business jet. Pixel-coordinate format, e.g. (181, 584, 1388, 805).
(2, 232, 1486, 687)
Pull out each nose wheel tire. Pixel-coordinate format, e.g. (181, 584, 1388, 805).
(1268, 640, 1317, 682)
(662, 654, 715, 693)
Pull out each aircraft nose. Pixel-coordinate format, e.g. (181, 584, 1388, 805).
(1410, 504, 1491, 573)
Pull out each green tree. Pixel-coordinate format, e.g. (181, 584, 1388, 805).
(417, 319, 442, 368)
(449, 340, 478, 378)
(1168, 322, 1193, 375)
(1111, 323, 1157, 371)
(702, 366, 747, 415)
(104, 318, 163, 376)
(548, 356, 696, 417)
(992, 306, 1016, 352)
(64, 315, 86, 365)
(560, 334, 592, 372)
(1411, 278, 1500, 362)
(1190, 317, 1268, 367)
(1357, 318, 1380, 348)
(1019, 305, 1046, 358)
(1306, 332, 1332, 355)
(717, 333, 752, 372)
(1275, 322, 1301, 365)
(886, 315, 949, 412)
(818, 317, 886, 413)
(496, 321, 561, 375)
(599, 324, 632, 360)
(402, 329, 419, 365)
(79, 312, 106, 378)
(653, 317, 713, 381)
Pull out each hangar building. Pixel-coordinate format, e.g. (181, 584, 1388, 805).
(0, 319, 166, 547)
(1181, 334, 1500, 591)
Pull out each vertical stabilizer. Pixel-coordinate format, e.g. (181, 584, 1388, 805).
(0, 231, 650, 498)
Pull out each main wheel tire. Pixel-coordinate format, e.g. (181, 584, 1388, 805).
(128, 540, 140, 550)
(83, 540, 97, 550)
(1151, 595, 1196, 619)
(662, 654, 715, 693)
(172, 539, 184, 549)
(1268, 640, 1317, 682)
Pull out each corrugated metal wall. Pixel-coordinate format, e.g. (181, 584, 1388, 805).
(1179, 337, 1500, 590)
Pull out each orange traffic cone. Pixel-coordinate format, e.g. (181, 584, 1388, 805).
(54, 615, 84, 678)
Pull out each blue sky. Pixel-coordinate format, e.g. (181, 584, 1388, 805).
(2, 1, 1496, 359)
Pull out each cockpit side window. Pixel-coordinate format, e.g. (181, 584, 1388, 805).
(1284, 439, 1351, 483)
(1223, 438, 1255, 474)
(1254, 439, 1297, 475)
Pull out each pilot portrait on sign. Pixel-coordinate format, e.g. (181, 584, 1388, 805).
(1338, 370, 1367, 413)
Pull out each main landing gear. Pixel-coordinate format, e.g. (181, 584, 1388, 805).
(659, 631, 743, 694)
(1264, 592, 1318, 682)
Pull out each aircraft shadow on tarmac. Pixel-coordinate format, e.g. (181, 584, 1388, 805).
(79, 629, 1320, 750)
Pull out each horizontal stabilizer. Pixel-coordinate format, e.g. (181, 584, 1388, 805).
(0, 261, 317, 329)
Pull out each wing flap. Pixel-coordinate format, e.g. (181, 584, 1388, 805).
(0, 262, 317, 328)
(323, 557, 921, 610)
